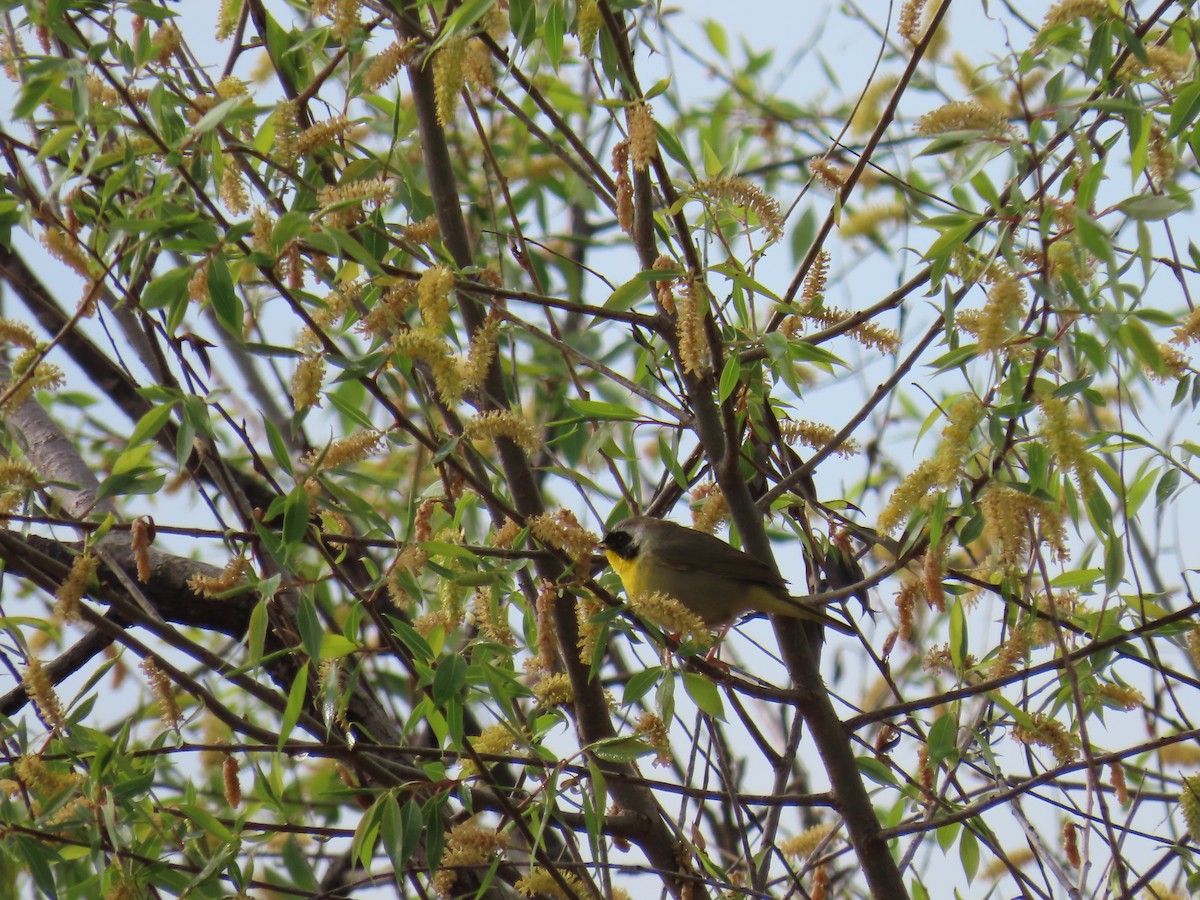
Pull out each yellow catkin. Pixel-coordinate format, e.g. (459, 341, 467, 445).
(977, 272, 1025, 351)
(22, 656, 66, 729)
(188, 556, 250, 597)
(0, 319, 37, 349)
(803, 250, 830, 304)
(140, 656, 183, 729)
(809, 157, 851, 191)
(1013, 713, 1077, 765)
(54, 551, 97, 625)
(629, 590, 713, 649)
(851, 74, 900, 136)
(840, 202, 907, 239)
(392, 327, 461, 404)
(329, 0, 360, 41)
(527, 510, 597, 573)
(878, 459, 939, 533)
(1111, 761, 1130, 805)
(469, 587, 515, 648)
(1043, 0, 1113, 28)
(1143, 883, 1188, 900)
(576, 594, 605, 665)
(275, 99, 299, 165)
(1159, 738, 1200, 767)
(576, 0, 603, 55)
(364, 38, 420, 90)
(290, 353, 325, 410)
(533, 672, 574, 707)
(434, 823, 508, 898)
(1180, 774, 1200, 836)
(1038, 396, 1095, 494)
(459, 318, 500, 393)
(689, 483, 727, 534)
(915, 100, 1010, 137)
(462, 37, 493, 92)
(932, 395, 984, 484)
(417, 266, 455, 330)
(433, 36, 467, 126)
(304, 430, 384, 470)
(150, 22, 181, 65)
(514, 867, 590, 899)
(41, 228, 91, 278)
(401, 215, 441, 244)
(779, 418, 860, 457)
(780, 823, 837, 860)
(694, 177, 783, 242)
(216, 0, 241, 41)
(464, 410, 540, 454)
(634, 711, 672, 766)
(296, 114, 352, 156)
(627, 100, 657, 171)
(219, 156, 249, 214)
(676, 278, 711, 376)
(898, 0, 928, 43)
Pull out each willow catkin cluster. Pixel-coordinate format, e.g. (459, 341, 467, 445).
(612, 139, 634, 234)
(53, 552, 97, 625)
(532, 672, 573, 707)
(675, 278, 711, 376)
(575, 0, 603, 54)
(364, 38, 420, 89)
(433, 36, 467, 125)
(628, 590, 713, 650)
(915, 100, 1010, 137)
(1042, 0, 1113, 28)
(1013, 712, 1078, 765)
(22, 657, 66, 730)
(778, 418, 861, 458)
(626, 100, 656, 170)
(433, 823, 508, 899)
(1038, 395, 1095, 494)
(463, 410, 540, 454)
(188, 555, 251, 597)
(693, 176, 783, 242)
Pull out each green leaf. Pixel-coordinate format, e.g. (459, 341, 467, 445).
(855, 755, 897, 786)
(717, 355, 741, 403)
(543, 0, 564, 67)
(207, 255, 243, 338)
(127, 402, 177, 447)
(247, 598, 267, 666)
(949, 599, 967, 671)
(279, 661, 309, 749)
(564, 398, 640, 421)
(959, 826, 979, 883)
(142, 266, 194, 310)
(297, 593, 323, 663)
(282, 483, 311, 548)
(604, 274, 650, 312)
(319, 633, 359, 659)
(682, 671, 725, 721)
(350, 794, 384, 871)
(1116, 193, 1192, 220)
(623, 666, 662, 706)
(926, 711, 957, 767)
(589, 735, 656, 763)
(432, 653, 468, 704)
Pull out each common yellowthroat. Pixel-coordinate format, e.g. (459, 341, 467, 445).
(600, 516, 853, 634)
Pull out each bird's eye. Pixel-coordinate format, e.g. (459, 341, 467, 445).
(603, 530, 631, 552)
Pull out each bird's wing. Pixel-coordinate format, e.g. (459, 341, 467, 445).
(651, 524, 787, 590)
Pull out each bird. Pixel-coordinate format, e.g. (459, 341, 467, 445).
(599, 516, 853, 634)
